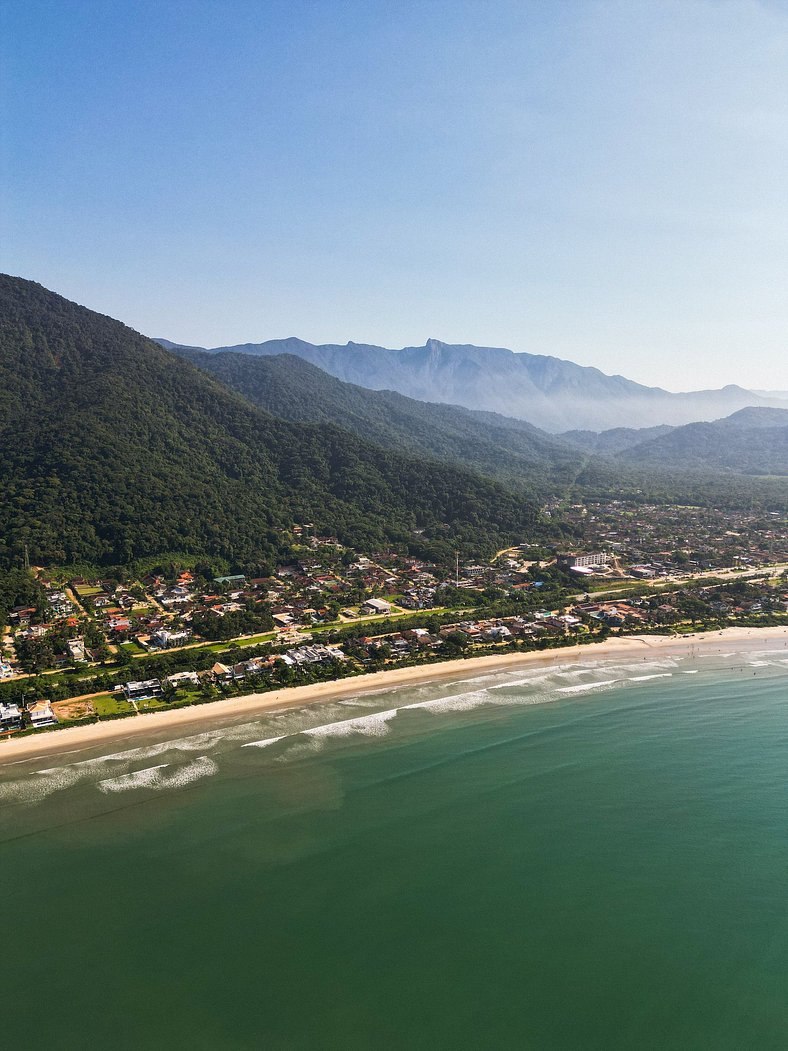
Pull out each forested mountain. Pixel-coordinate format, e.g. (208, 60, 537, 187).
(618, 407, 788, 475)
(720, 407, 788, 429)
(176, 346, 788, 511)
(176, 348, 586, 493)
(563, 408, 788, 476)
(560, 425, 676, 455)
(0, 276, 538, 569)
(158, 335, 788, 432)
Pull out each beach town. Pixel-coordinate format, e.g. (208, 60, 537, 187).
(1, 501, 785, 750)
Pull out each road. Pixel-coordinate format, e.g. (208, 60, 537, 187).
(574, 562, 788, 602)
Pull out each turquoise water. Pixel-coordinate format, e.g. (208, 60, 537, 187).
(3, 641, 788, 1049)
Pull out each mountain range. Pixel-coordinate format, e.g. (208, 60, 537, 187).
(179, 347, 788, 485)
(175, 348, 584, 495)
(157, 336, 788, 433)
(0, 276, 536, 569)
(561, 406, 788, 475)
(2, 275, 786, 574)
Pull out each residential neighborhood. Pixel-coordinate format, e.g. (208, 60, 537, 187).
(0, 506, 785, 736)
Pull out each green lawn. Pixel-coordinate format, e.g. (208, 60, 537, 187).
(75, 585, 102, 598)
(236, 632, 277, 647)
(119, 640, 145, 654)
(92, 692, 135, 717)
(310, 607, 448, 633)
(136, 696, 172, 712)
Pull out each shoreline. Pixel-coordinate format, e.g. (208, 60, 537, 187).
(2, 625, 787, 765)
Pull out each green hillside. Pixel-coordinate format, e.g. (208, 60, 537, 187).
(0, 276, 537, 569)
(177, 348, 584, 493)
(619, 409, 788, 475)
(178, 347, 788, 512)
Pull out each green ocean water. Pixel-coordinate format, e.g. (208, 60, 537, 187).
(3, 642, 788, 1049)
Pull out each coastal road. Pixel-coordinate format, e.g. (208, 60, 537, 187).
(573, 561, 788, 603)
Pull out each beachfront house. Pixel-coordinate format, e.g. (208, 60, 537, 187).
(120, 679, 164, 702)
(29, 702, 58, 728)
(0, 702, 23, 730)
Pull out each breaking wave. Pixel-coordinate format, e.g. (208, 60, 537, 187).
(555, 679, 623, 695)
(7, 642, 788, 805)
(97, 756, 218, 793)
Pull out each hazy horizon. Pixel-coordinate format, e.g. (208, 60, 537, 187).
(154, 326, 787, 398)
(3, 0, 787, 390)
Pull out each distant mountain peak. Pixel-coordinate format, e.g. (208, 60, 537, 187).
(155, 333, 788, 432)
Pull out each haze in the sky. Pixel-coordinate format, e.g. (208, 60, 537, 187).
(2, 0, 787, 391)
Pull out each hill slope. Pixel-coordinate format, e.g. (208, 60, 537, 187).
(560, 425, 676, 456)
(158, 336, 788, 432)
(176, 348, 587, 493)
(0, 276, 537, 568)
(618, 408, 788, 475)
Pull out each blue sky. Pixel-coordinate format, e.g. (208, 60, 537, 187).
(2, 0, 787, 390)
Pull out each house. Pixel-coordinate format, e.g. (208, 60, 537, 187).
(361, 598, 392, 616)
(226, 659, 268, 681)
(121, 679, 164, 701)
(149, 629, 192, 649)
(160, 589, 193, 607)
(0, 703, 23, 730)
(399, 588, 437, 610)
(283, 644, 346, 666)
(463, 565, 487, 579)
(484, 625, 512, 640)
(67, 639, 87, 662)
(47, 591, 74, 618)
(167, 671, 200, 688)
(29, 702, 58, 728)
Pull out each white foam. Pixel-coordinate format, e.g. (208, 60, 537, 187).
(401, 689, 495, 714)
(97, 756, 218, 793)
(0, 724, 247, 804)
(0, 764, 93, 804)
(628, 673, 673, 682)
(555, 679, 622, 694)
(488, 673, 565, 692)
(239, 669, 673, 757)
(302, 708, 400, 740)
(243, 735, 286, 750)
(97, 764, 169, 792)
(244, 687, 510, 752)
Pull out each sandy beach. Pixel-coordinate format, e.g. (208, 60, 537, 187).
(2, 624, 787, 765)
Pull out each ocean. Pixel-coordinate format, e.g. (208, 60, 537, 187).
(3, 641, 788, 1049)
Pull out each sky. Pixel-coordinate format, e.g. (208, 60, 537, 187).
(1, 0, 787, 391)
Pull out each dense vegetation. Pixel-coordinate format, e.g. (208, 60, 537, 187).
(177, 349, 588, 494)
(564, 408, 788, 476)
(0, 568, 45, 631)
(182, 348, 788, 512)
(619, 409, 788, 475)
(0, 276, 538, 571)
